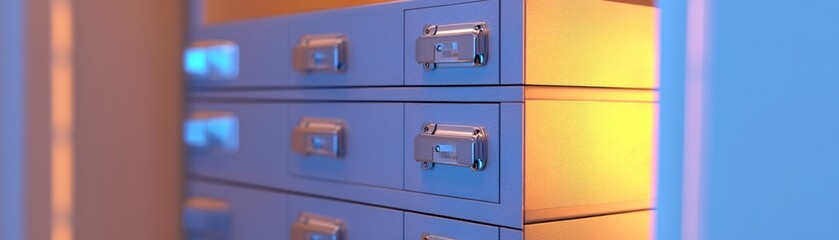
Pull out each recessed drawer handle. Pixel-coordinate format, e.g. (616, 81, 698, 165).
(291, 213, 344, 240)
(413, 123, 488, 171)
(184, 111, 239, 152)
(183, 197, 232, 240)
(421, 232, 455, 240)
(416, 22, 488, 70)
(293, 34, 347, 73)
(292, 117, 346, 158)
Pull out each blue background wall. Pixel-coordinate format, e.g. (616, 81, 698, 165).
(659, 1, 839, 239)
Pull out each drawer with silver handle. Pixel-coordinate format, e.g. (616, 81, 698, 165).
(405, 212, 499, 240)
(288, 195, 402, 240)
(404, 103, 500, 203)
(405, 0, 500, 85)
(185, 103, 288, 188)
(288, 103, 403, 189)
(287, 5, 402, 87)
(186, 181, 289, 240)
(187, 18, 289, 87)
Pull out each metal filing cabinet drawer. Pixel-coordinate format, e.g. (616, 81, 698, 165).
(405, 0, 501, 85)
(287, 6, 402, 86)
(404, 212, 499, 240)
(404, 103, 500, 202)
(185, 181, 289, 240)
(287, 195, 403, 240)
(186, 103, 288, 188)
(288, 103, 403, 189)
(188, 18, 288, 87)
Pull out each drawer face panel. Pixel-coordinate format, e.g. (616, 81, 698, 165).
(189, 18, 288, 87)
(404, 103, 500, 202)
(405, 0, 501, 85)
(288, 6, 403, 86)
(186, 103, 287, 187)
(186, 182, 289, 240)
(288, 103, 403, 189)
(404, 212, 499, 240)
(287, 195, 403, 240)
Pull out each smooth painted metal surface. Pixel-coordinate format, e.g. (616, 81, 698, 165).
(288, 195, 402, 240)
(405, 212, 499, 240)
(187, 103, 289, 188)
(293, 34, 347, 73)
(291, 117, 345, 158)
(188, 181, 289, 239)
(183, 197, 231, 240)
(416, 22, 488, 70)
(414, 123, 487, 171)
(524, 210, 652, 240)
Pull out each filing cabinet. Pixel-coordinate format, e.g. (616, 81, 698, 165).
(185, 0, 656, 239)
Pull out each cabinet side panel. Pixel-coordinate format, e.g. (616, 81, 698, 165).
(524, 211, 652, 240)
(525, 1, 656, 88)
(524, 100, 653, 212)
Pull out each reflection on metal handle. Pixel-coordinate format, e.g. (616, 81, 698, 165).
(421, 232, 455, 240)
(414, 123, 487, 171)
(292, 117, 345, 158)
(184, 40, 239, 81)
(183, 197, 232, 240)
(184, 111, 239, 152)
(416, 22, 488, 70)
(291, 213, 344, 240)
(293, 34, 347, 73)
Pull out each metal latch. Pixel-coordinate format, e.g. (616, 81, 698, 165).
(293, 34, 347, 73)
(414, 123, 487, 171)
(416, 22, 488, 70)
(421, 232, 454, 240)
(183, 197, 232, 240)
(292, 117, 345, 158)
(184, 111, 239, 152)
(291, 213, 344, 240)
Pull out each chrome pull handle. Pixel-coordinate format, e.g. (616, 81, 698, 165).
(184, 40, 239, 81)
(293, 34, 347, 73)
(413, 123, 487, 171)
(291, 213, 344, 240)
(184, 111, 239, 152)
(292, 117, 346, 158)
(183, 197, 232, 240)
(416, 22, 488, 70)
(421, 232, 455, 240)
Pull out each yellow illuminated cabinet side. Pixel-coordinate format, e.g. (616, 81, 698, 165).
(522, 0, 657, 239)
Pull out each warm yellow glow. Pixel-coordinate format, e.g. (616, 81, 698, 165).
(525, 100, 654, 210)
(204, 0, 398, 24)
(525, 211, 652, 239)
(525, 0, 657, 89)
(51, 0, 74, 239)
(524, 86, 658, 102)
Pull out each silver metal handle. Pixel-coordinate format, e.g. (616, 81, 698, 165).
(184, 40, 239, 81)
(292, 117, 345, 158)
(416, 22, 488, 70)
(183, 197, 232, 240)
(413, 123, 487, 171)
(293, 34, 347, 73)
(291, 213, 344, 240)
(184, 111, 239, 152)
(421, 232, 455, 240)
